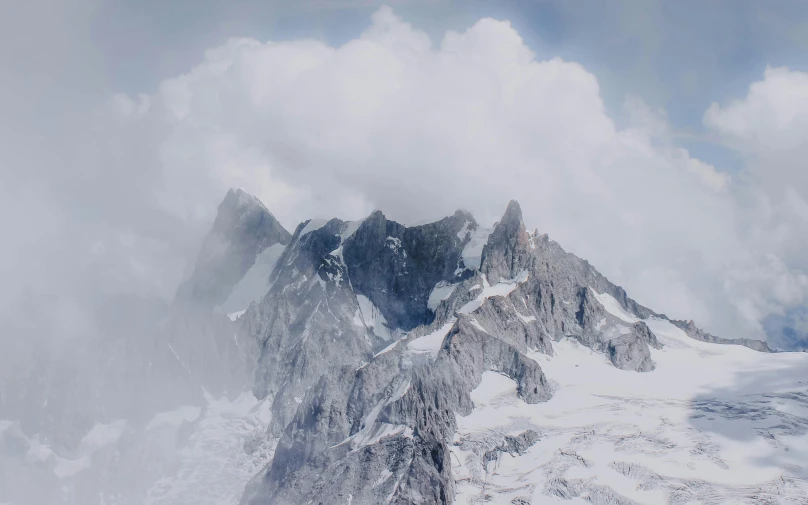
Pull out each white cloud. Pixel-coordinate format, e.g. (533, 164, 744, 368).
(705, 66, 808, 154)
(53, 8, 807, 341)
(705, 67, 808, 212)
(703, 66, 808, 335)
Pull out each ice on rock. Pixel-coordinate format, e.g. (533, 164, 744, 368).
(590, 288, 641, 324)
(219, 242, 285, 314)
(299, 218, 329, 236)
(357, 294, 393, 341)
(407, 320, 456, 358)
(461, 226, 493, 270)
(458, 271, 529, 314)
(427, 281, 457, 311)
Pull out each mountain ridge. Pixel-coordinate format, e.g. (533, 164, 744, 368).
(210, 189, 783, 505)
(2, 188, 801, 505)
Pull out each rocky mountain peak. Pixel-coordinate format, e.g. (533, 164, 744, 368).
(481, 199, 531, 281)
(501, 199, 524, 226)
(175, 189, 291, 308)
(453, 208, 475, 221)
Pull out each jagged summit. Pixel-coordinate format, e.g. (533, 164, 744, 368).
(175, 189, 291, 308)
(215, 188, 286, 239)
(480, 199, 530, 281)
(501, 198, 524, 224)
(226, 187, 266, 209)
(452, 208, 475, 220)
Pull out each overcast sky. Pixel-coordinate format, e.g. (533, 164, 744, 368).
(2, 0, 808, 348)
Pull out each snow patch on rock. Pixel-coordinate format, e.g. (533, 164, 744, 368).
(300, 218, 328, 236)
(461, 226, 493, 270)
(357, 294, 393, 341)
(459, 271, 529, 314)
(427, 281, 457, 311)
(408, 320, 456, 359)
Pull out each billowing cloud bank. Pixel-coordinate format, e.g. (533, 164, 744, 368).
(9, 7, 808, 345)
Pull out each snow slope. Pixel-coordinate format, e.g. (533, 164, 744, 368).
(219, 243, 286, 314)
(0, 393, 274, 505)
(451, 310, 808, 505)
(142, 393, 274, 505)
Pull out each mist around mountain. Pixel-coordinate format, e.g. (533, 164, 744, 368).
(1, 190, 806, 505)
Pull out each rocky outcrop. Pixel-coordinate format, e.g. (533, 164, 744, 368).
(473, 201, 662, 371)
(484, 430, 541, 463)
(607, 322, 660, 372)
(466, 293, 555, 355)
(481, 200, 532, 282)
(671, 319, 773, 352)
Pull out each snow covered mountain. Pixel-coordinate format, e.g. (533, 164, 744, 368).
(1, 190, 806, 505)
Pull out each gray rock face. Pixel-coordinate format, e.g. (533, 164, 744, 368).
(247, 218, 378, 433)
(343, 209, 477, 330)
(481, 200, 532, 282)
(571, 288, 660, 372)
(462, 292, 555, 356)
(176, 188, 291, 308)
(473, 201, 660, 371)
(438, 317, 551, 406)
(244, 314, 551, 505)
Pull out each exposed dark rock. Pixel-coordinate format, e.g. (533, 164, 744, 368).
(342, 209, 476, 330)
